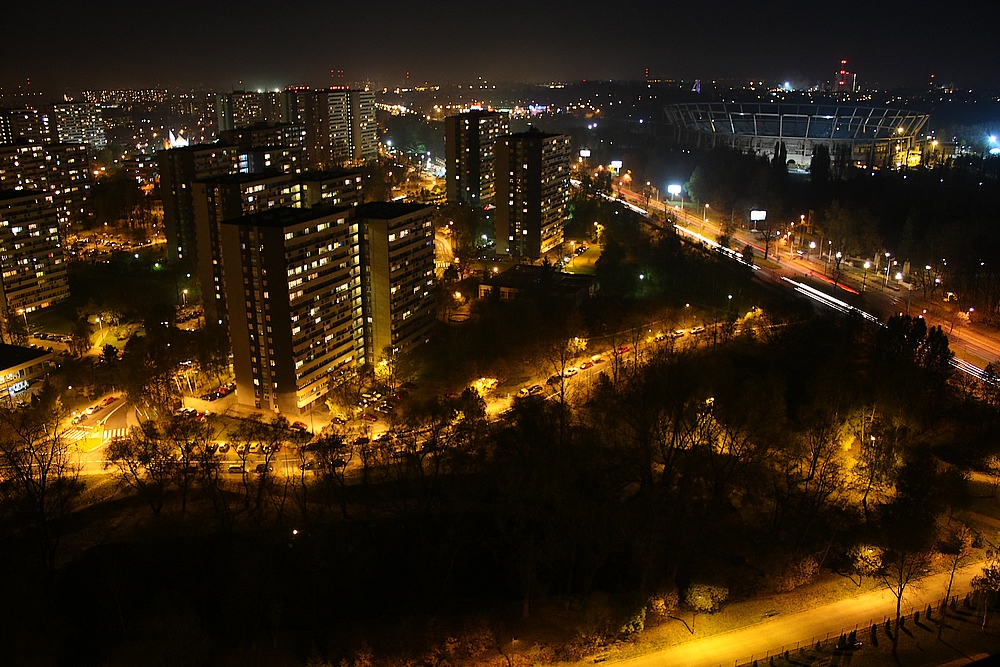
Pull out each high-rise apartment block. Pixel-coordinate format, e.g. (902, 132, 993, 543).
(445, 111, 509, 205)
(0, 143, 92, 233)
(295, 89, 378, 168)
(193, 170, 362, 328)
(495, 131, 571, 259)
(158, 144, 241, 265)
(220, 205, 364, 413)
(217, 201, 435, 414)
(159, 141, 310, 265)
(219, 122, 308, 151)
(0, 191, 70, 319)
(217, 91, 297, 132)
(52, 103, 107, 149)
(356, 203, 436, 363)
(0, 107, 51, 145)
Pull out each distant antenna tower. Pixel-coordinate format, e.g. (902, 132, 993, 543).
(331, 69, 345, 81)
(645, 67, 649, 79)
(406, 71, 410, 80)
(691, 79, 701, 93)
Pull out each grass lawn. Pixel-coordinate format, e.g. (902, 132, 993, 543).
(597, 571, 885, 663)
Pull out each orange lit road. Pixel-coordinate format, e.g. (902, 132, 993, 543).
(615, 565, 980, 667)
(618, 188, 1000, 369)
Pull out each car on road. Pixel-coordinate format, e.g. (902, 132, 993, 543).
(690, 326, 706, 335)
(616, 345, 630, 354)
(546, 374, 561, 385)
(102, 396, 117, 406)
(361, 413, 378, 422)
(227, 464, 243, 474)
(84, 406, 96, 415)
(671, 329, 686, 338)
(580, 360, 594, 370)
(517, 387, 530, 397)
(563, 367, 578, 378)
(528, 384, 544, 395)
(291, 421, 309, 431)
(254, 463, 274, 474)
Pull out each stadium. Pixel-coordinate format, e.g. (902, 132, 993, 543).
(663, 102, 930, 170)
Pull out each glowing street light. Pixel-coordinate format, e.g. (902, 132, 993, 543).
(862, 261, 871, 291)
(182, 289, 188, 306)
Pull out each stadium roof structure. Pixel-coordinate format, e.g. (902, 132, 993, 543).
(663, 103, 928, 141)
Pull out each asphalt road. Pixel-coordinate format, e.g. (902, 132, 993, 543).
(620, 189, 1000, 369)
(616, 564, 981, 667)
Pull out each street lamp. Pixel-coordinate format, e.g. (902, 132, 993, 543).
(182, 289, 188, 307)
(703, 204, 709, 222)
(863, 261, 871, 291)
(883, 252, 892, 289)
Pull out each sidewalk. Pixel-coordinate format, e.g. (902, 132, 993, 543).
(614, 564, 982, 667)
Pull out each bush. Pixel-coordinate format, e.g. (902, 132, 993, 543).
(773, 556, 819, 593)
(647, 587, 680, 620)
(684, 583, 729, 613)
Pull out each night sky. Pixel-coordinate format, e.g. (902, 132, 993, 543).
(2, 0, 997, 93)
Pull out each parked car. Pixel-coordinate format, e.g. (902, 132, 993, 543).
(291, 421, 309, 431)
(690, 326, 706, 335)
(254, 463, 273, 474)
(563, 367, 578, 378)
(361, 413, 378, 422)
(227, 464, 243, 474)
(102, 396, 117, 406)
(580, 360, 594, 370)
(216, 442, 230, 454)
(528, 385, 544, 395)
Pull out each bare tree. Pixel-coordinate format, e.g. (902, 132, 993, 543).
(104, 422, 176, 514)
(880, 546, 934, 656)
(0, 395, 83, 572)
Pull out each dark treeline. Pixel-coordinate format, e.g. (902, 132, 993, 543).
(1, 302, 997, 665)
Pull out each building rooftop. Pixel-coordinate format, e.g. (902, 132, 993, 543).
(222, 203, 353, 230)
(508, 129, 566, 140)
(484, 264, 596, 301)
(0, 189, 46, 202)
(355, 202, 433, 220)
(0, 343, 53, 370)
(195, 170, 289, 185)
(301, 169, 363, 181)
(159, 143, 238, 154)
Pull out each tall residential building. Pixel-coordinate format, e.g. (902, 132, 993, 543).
(193, 169, 362, 328)
(356, 202, 436, 363)
(52, 103, 107, 149)
(158, 144, 242, 265)
(495, 131, 572, 259)
(220, 205, 363, 413)
(0, 143, 92, 233)
(0, 107, 51, 145)
(216, 91, 296, 132)
(445, 111, 509, 205)
(298, 89, 378, 168)
(219, 122, 307, 150)
(0, 191, 70, 320)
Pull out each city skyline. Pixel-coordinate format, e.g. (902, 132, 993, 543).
(3, 0, 998, 94)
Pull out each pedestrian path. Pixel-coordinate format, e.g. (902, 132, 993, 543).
(616, 564, 983, 667)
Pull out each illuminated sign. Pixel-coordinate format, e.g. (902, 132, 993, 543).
(8, 380, 28, 396)
(609, 160, 623, 171)
(667, 184, 682, 196)
(750, 210, 767, 221)
(579, 149, 591, 158)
